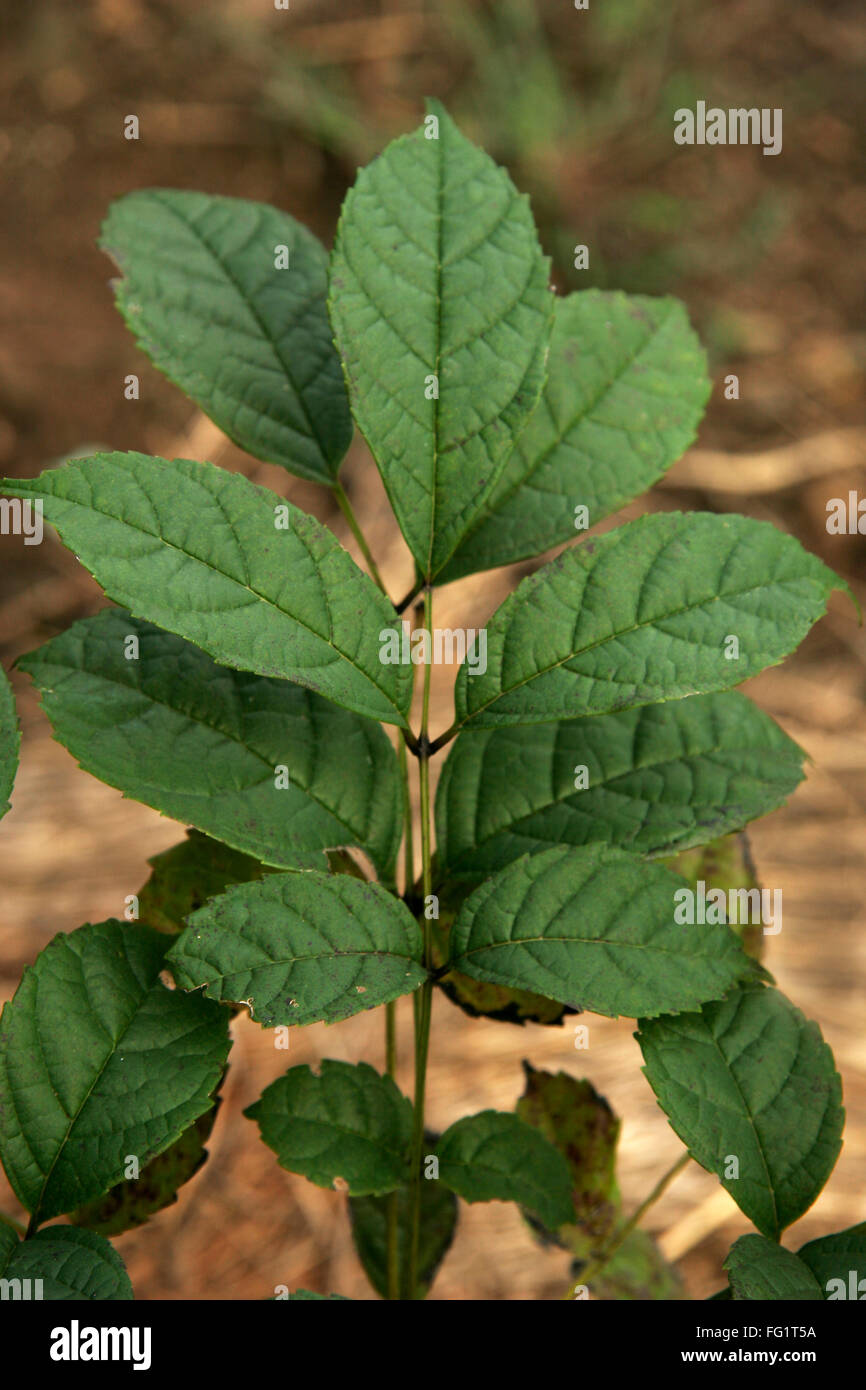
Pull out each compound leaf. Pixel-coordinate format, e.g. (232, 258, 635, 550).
(439, 290, 710, 582)
(435, 1110, 573, 1230)
(724, 1233, 823, 1301)
(167, 871, 425, 1027)
(637, 983, 844, 1240)
(246, 1060, 412, 1197)
(450, 843, 753, 1019)
(3, 454, 411, 726)
(329, 100, 552, 579)
(0, 920, 230, 1225)
(20, 610, 404, 880)
(0, 1226, 133, 1301)
(102, 189, 352, 484)
(454, 511, 849, 730)
(437, 692, 804, 878)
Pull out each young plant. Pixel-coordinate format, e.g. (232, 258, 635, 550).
(0, 102, 859, 1303)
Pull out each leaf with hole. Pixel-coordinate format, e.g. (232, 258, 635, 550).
(246, 1060, 413, 1197)
(167, 871, 425, 1027)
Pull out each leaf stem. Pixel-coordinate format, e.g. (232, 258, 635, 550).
(428, 722, 457, 755)
(395, 579, 424, 614)
(406, 585, 435, 1299)
(561, 1151, 690, 1299)
(333, 480, 388, 596)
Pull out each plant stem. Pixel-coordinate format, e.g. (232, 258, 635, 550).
(406, 585, 435, 1299)
(395, 578, 424, 613)
(333, 480, 388, 595)
(428, 722, 458, 756)
(320, 481, 407, 1296)
(0, 1209, 26, 1237)
(561, 1151, 690, 1300)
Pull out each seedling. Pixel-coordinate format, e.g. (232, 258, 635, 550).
(0, 103, 859, 1302)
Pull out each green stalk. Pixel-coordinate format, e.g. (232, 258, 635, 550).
(333, 479, 387, 593)
(406, 585, 434, 1300)
(561, 1151, 690, 1299)
(312, 481, 406, 1300)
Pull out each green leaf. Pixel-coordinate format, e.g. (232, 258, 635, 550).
(724, 1234, 823, 1301)
(515, 1064, 619, 1255)
(454, 511, 849, 730)
(20, 610, 404, 880)
(167, 871, 425, 1027)
(435, 1110, 573, 1229)
(329, 100, 553, 579)
(0, 663, 19, 820)
(797, 1223, 866, 1299)
(663, 831, 766, 961)
(432, 881, 571, 1025)
(69, 1096, 221, 1237)
(438, 290, 711, 582)
(0, 920, 231, 1224)
(101, 190, 352, 484)
(138, 832, 277, 936)
(578, 1230, 685, 1301)
(246, 1060, 412, 1197)
(349, 1169, 458, 1300)
(437, 692, 804, 878)
(3, 454, 412, 726)
(0, 1226, 133, 1300)
(637, 983, 844, 1240)
(449, 843, 753, 1019)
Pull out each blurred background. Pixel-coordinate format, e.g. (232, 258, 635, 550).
(1, 0, 864, 1299)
